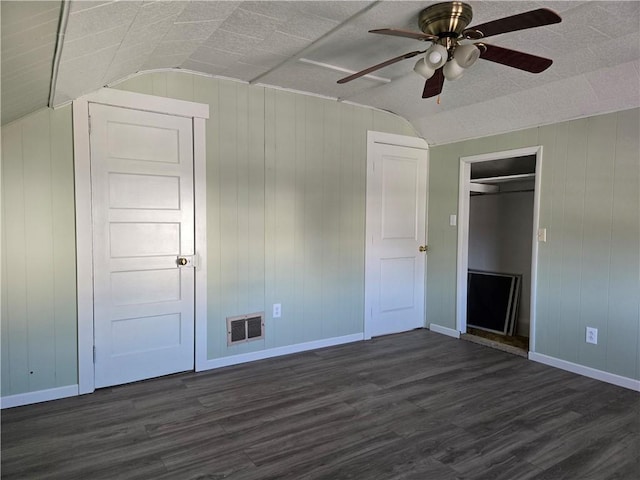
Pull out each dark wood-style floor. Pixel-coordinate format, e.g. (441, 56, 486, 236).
(2, 330, 638, 480)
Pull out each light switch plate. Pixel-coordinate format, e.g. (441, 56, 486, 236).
(537, 228, 547, 242)
(449, 214, 457, 226)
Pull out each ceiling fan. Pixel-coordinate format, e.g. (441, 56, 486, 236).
(337, 2, 562, 98)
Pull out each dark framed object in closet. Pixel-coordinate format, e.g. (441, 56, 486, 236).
(467, 270, 521, 335)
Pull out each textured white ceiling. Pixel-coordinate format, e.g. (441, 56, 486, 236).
(1, 1, 61, 124)
(1, 0, 639, 144)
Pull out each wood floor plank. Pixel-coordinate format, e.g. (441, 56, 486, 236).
(1, 329, 638, 480)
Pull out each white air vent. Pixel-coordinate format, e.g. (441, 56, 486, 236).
(227, 312, 265, 346)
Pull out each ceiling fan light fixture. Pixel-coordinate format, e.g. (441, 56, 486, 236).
(339, 2, 561, 98)
(453, 43, 480, 68)
(443, 58, 465, 80)
(425, 43, 448, 68)
(414, 57, 436, 79)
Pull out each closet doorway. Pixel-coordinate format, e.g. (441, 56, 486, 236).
(456, 147, 542, 356)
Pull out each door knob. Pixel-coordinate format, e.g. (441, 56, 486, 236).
(419, 245, 428, 252)
(176, 255, 197, 268)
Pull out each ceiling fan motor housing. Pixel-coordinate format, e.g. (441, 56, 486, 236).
(418, 1, 473, 37)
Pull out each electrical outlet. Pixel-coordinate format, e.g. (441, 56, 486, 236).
(586, 327, 598, 345)
(273, 303, 281, 318)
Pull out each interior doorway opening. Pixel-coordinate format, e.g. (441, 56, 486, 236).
(456, 147, 542, 356)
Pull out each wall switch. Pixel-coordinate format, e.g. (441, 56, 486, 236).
(586, 327, 598, 345)
(273, 303, 281, 318)
(449, 214, 457, 227)
(537, 228, 547, 242)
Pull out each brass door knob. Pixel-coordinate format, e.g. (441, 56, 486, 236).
(419, 245, 428, 252)
(177, 257, 188, 266)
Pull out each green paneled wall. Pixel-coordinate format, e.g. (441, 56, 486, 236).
(115, 72, 415, 359)
(1, 71, 415, 396)
(4, 69, 637, 398)
(427, 108, 640, 380)
(1, 106, 78, 396)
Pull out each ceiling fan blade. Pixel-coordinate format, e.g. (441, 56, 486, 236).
(337, 50, 425, 84)
(479, 44, 553, 73)
(464, 8, 561, 39)
(422, 68, 444, 98)
(370, 28, 438, 42)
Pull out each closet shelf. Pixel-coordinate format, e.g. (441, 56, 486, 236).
(470, 173, 535, 184)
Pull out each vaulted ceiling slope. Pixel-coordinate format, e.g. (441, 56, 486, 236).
(2, 1, 639, 144)
(1, 1, 62, 124)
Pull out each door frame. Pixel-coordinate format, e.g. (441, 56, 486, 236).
(364, 131, 429, 340)
(73, 88, 209, 394)
(455, 146, 542, 352)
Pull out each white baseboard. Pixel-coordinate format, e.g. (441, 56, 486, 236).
(529, 352, 640, 392)
(429, 323, 461, 339)
(198, 333, 365, 371)
(1, 385, 79, 409)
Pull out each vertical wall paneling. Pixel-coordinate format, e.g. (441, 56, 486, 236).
(114, 74, 153, 95)
(22, 111, 56, 391)
(2, 121, 29, 394)
(606, 109, 639, 379)
(291, 92, 308, 346)
(1, 106, 77, 396)
(1, 132, 8, 394)
(546, 122, 569, 358)
(271, 90, 296, 347)
(192, 76, 223, 359)
(263, 87, 277, 348)
(50, 107, 77, 386)
(303, 96, 325, 343)
(164, 71, 194, 102)
(426, 144, 459, 329)
(558, 118, 589, 363)
(578, 115, 617, 369)
(5, 69, 637, 397)
(218, 80, 239, 320)
(338, 104, 357, 337)
(428, 109, 640, 380)
(2, 71, 419, 398)
(536, 124, 558, 357)
(151, 73, 168, 98)
(247, 86, 266, 325)
(372, 110, 416, 138)
(322, 100, 342, 338)
(351, 107, 373, 328)
(236, 83, 250, 315)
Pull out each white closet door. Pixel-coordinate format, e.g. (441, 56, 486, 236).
(90, 103, 195, 388)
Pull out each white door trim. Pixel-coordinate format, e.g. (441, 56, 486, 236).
(73, 88, 209, 395)
(364, 131, 429, 340)
(455, 146, 542, 351)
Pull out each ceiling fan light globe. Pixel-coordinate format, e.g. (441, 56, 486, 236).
(453, 43, 480, 68)
(428, 51, 442, 64)
(414, 57, 435, 79)
(443, 59, 465, 81)
(425, 44, 448, 68)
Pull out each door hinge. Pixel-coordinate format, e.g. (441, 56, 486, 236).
(93, 346, 96, 363)
(88, 115, 92, 135)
